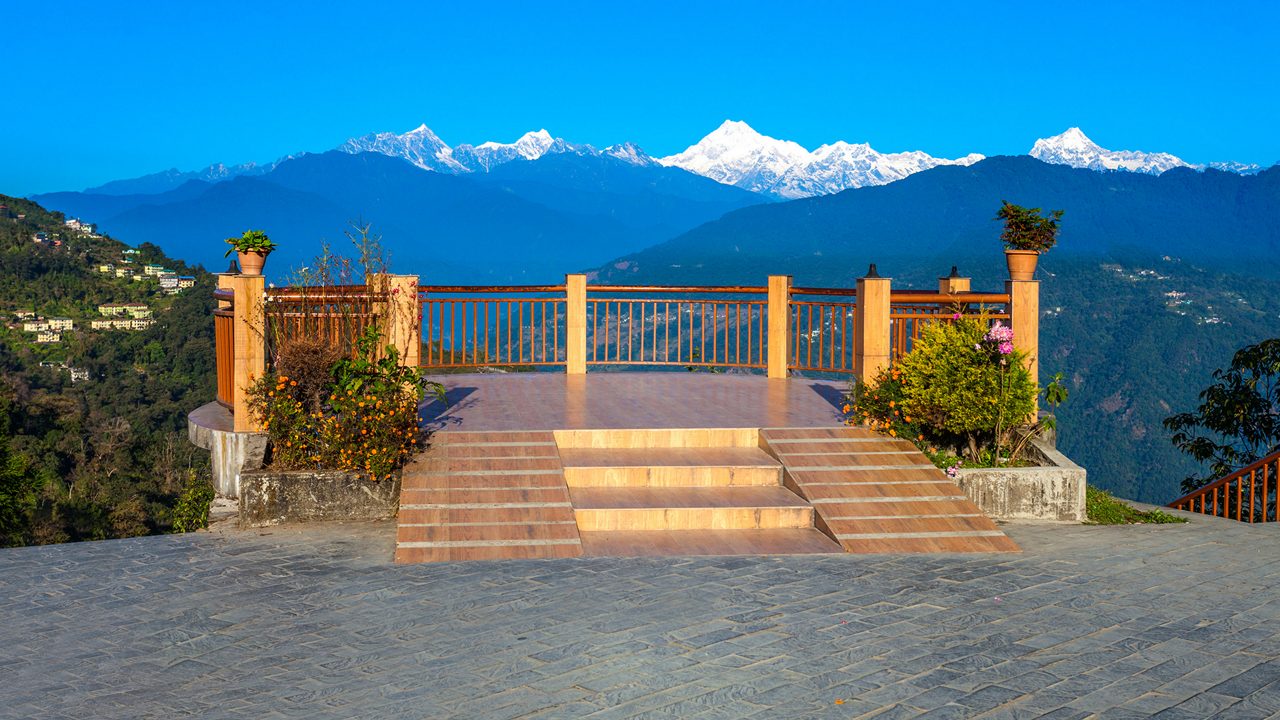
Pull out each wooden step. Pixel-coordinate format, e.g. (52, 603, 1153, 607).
(554, 428, 758, 449)
(579, 528, 843, 557)
(570, 486, 813, 531)
(558, 447, 782, 487)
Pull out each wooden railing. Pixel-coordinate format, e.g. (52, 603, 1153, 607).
(789, 287, 857, 373)
(211, 267, 1040, 431)
(585, 285, 768, 370)
(264, 284, 381, 359)
(889, 291, 1012, 359)
(213, 287, 235, 408)
(1168, 450, 1280, 522)
(420, 285, 566, 369)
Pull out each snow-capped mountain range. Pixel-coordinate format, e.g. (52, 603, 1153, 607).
(82, 121, 1269, 198)
(1030, 127, 1263, 175)
(658, 120, 985, 198)
(338, 124, 657, 175)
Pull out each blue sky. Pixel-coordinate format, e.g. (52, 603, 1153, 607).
(4, 0, 1278, 195)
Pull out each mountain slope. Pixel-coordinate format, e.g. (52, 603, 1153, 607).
(596, 156, 1280, 285)
(589, 156, 1280, 506)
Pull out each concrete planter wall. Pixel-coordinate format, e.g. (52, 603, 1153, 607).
(953, 439, 1087, 522)
(238, 470, 401, 528)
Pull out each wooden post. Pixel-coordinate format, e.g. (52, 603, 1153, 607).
(938, 266, 971, 295)
(566, 274, 587, 374)
(371, 273, 420, 368)
(854, 265, 891, 383)
(1007, 279, 1040, 391)
(767, 275, 791, 379)
(230, 274, 266, 432)
(216, 273, 234, 308)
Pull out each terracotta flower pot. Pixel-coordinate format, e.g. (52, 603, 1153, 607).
(1005, 249, 1039, 281)
(237, 250, 268, 276)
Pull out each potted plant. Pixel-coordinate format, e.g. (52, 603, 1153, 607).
(996, 201, 1063, 281)
(224, 229, 276, 275)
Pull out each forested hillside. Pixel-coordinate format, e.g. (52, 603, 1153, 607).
(0, 195, 215, 545)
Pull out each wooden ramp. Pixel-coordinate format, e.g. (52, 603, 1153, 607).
(759, 427, 1019, 553)
(394, 431, 583, 563)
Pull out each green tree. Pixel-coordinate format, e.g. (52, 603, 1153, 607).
(0, 439, 40, 547)
(1164, 338, 1280, 493)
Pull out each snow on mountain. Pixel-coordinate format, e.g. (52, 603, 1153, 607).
(602, 142, 657, 166)
(659, 120, 984, 198)
(339, 124, 466, 173)
(451, 130, 598, 172)
(1029, 127, 1189, 174)
(1029, 127, 1269, 176)
(657, 120, 811, 195)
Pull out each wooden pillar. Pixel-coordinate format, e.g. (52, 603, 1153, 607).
(566, 274, 587, 374)
(1007, 279, 1040, 391)
(371, 273, 420, 368)
(854, 265, 891, 383)
(216, 273, 234, 308)
(230, 274, 266, 432)
(938, 266, 971, 295)
(766, 275, 791, 379)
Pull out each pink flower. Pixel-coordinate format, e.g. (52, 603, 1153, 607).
(998, 341, 1014, 355)
(952, 313, 962, 320)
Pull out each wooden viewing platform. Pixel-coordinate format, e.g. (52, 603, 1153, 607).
(207, 265, 1039, 560)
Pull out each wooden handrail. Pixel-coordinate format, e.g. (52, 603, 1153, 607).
(1168, 449, 1280, 508)
(585, 284, 767, 294)
(213, 288, 234, 303)
(421, 285, 566, 293)
(791, 287, 857, 297)
(891, 291, 1011, 304)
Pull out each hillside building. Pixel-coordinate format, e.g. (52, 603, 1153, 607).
(23, 319, 48, 332)
(177, 276, 196, 289)
(46, 317, 74, 331)
(143, 264, 166, 276)
(35, 330, 61, 343)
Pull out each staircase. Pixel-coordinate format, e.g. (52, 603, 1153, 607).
(760, 427, 1020, 553)
(394, 426, 1019, 562)
(557, 430, 843, 556)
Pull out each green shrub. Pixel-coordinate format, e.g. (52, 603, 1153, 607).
(247, 327, 444, 480)
(171, 473, 215, 533)
(895, 317, 1036, 462)
(1085, 486, 1187, 525)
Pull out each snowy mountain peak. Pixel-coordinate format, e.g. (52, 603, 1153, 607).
(603, 142, 656, 166)
(1030, 128, 1188, 175)
(662, 121, 984, 198)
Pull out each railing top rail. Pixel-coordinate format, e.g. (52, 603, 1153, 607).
(267, 284, 383, 302)
(213, 288, 234, 302)
(1168, 448, 1280, 507)
(790, 287, 857, 297)
(420, 284, 566, 293)
(891, 291, 1011, 304)
(585, 284, 767, 294)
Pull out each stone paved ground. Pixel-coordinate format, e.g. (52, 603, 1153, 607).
(2, 515, 1280, 719)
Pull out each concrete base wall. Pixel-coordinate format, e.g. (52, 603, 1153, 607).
(188, 402, 267, 499)
(238, 471, 401, 528)
(954, 439, 1087, 522)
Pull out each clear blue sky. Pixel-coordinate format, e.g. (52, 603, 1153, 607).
(4, 0, 1278, 195)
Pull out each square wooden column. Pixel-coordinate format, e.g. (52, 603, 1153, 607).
(854, 265, 891, 383)
(230, 274, 266, 432)
(566, 274, 587, 374)
(938, 266, 971, 295)
(1007, 279, 1040, 390)
(766, 275, 791, 379)
(371, 273, 420, 368)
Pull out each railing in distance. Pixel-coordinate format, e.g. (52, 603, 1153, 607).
(213, 287, 235, 407)
(788, 286, 857, 374)
(264, 285, 381, 360)
(420, 285, 567, 369)
(584, 285, 768, 370)
(889, 291, 1011, 360)
(1168, 450, 1280, 522)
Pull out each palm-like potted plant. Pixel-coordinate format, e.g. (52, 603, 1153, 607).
(996, 201, 1063, 281)
(225, 229, 276, 276)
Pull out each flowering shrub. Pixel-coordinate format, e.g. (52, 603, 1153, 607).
(847, 316, 1037, 466)
(247, 328, 444, 480)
